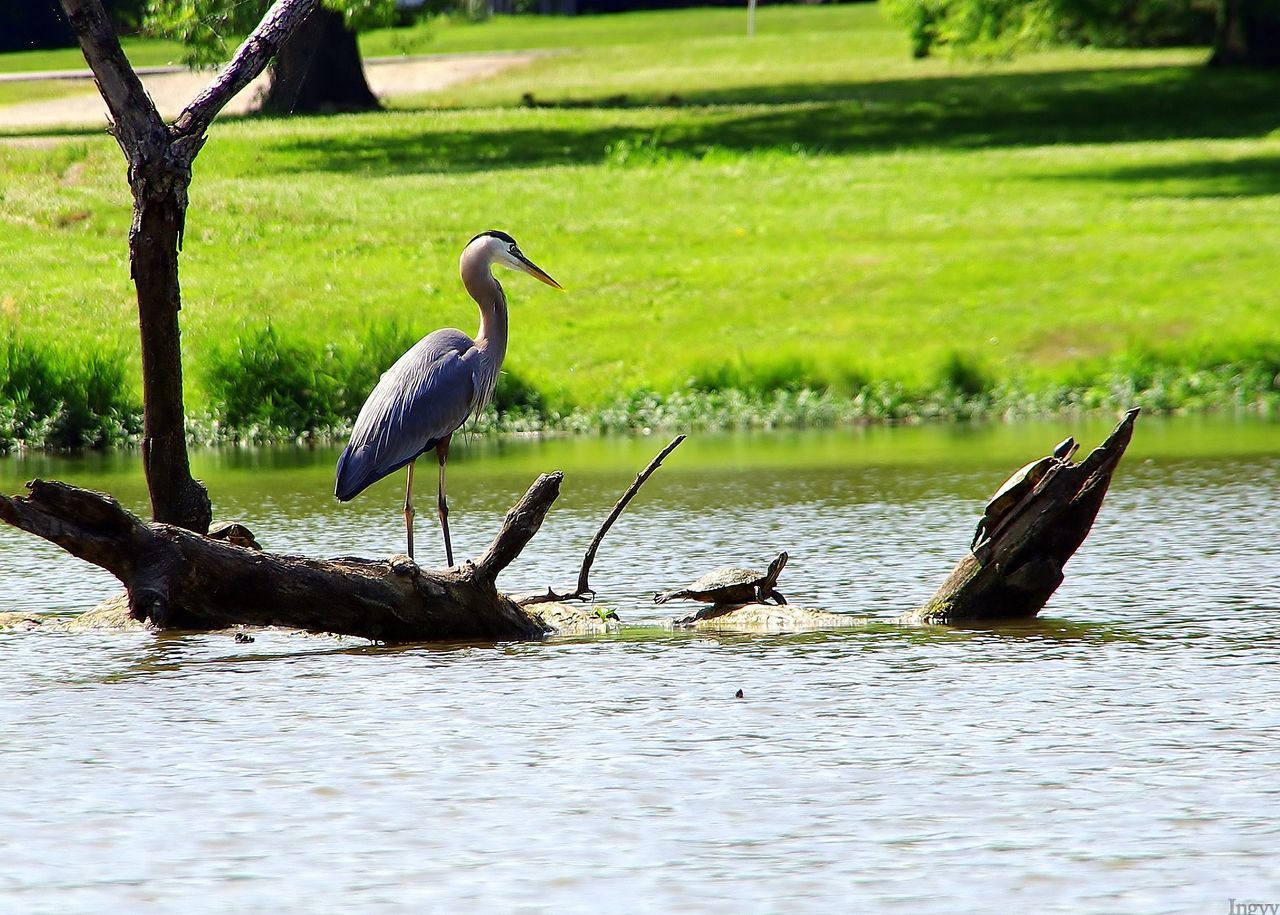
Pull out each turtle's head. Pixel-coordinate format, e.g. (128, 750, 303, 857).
(769, 551, 788, 578)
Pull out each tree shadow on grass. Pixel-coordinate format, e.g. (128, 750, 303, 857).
(1041, 153, 1280, 198)
(268, 63, 1280, 176)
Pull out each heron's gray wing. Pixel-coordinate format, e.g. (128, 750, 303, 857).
(335, 329, 479, 501)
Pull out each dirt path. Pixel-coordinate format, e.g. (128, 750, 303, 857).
(0, 51, 542, 130)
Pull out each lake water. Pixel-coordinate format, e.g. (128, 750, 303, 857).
(1, 415, 1278, 912)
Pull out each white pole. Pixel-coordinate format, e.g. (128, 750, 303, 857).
(747, 0, 757, 36)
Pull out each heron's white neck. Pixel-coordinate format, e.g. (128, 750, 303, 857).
(460, 244, 509, 365)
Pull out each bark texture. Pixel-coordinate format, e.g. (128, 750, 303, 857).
(60, 0, 322, 533)
(0, 475, 561, 642)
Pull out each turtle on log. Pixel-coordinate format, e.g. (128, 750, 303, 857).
(207, 522, 262, 551)
(654, 552, 789, 607)
(970, 436, 1079, 550)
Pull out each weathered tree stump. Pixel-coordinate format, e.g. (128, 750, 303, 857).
(908, 408, 1138, 625)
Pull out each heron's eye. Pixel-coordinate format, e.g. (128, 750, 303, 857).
(509, 244, 519, 256)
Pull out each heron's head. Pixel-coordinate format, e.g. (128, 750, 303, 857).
(467, 230, 562, 289)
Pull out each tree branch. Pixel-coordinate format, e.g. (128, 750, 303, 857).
(517, 435, 685, 606)
(60, 0, 166, 154)
(470, 472, 563, 586)
(171, 0, 322, 142)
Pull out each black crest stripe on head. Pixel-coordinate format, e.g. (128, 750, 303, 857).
(470, 229, 517, 246)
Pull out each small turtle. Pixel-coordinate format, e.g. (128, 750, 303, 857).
(207, 521, 262, 551)
(971, 437, 1077, 549)
(654, 552, 788, 607)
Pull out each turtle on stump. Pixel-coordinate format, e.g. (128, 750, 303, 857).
(970, 436, 1079, 550)
(654, 552, 789, 607)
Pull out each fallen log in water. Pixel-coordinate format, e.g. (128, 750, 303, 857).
(0, 413, 1138, 640)
(0, 475, 561, 642)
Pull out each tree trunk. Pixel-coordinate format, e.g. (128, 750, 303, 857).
(62, 0, 212, 534)
(260, 7, 379, 115)
(1211, 0, 1280, 66)
(130, 147, 213, 534)
(61, 0, 323, 531)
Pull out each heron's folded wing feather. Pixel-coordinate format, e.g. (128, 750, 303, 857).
(335, 330, 478, 501)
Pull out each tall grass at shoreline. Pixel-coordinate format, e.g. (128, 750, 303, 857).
(0, 335, 139, 449)
(1, 327, 1273, 451)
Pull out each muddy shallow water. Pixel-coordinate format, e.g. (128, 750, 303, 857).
(2, 415, 1278, 912)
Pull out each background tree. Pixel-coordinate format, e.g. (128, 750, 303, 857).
(145, 0, 397, 113)
(1211, 0, 1280, 65)
(878, 0, 1275, 63)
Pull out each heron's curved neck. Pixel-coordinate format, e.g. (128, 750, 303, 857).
(461, 249, 508, 362)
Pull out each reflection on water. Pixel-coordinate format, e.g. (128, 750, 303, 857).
(1, 415, 1278, 911)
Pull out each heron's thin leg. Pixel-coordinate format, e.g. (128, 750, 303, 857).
(437, 437, 454, 567)
(404, 460, 416, 560)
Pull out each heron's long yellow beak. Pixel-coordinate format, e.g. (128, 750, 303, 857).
(516, 253, 563, 290)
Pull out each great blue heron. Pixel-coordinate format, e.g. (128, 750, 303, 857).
(335, 231, 560, 566)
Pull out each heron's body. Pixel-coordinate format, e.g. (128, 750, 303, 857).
(335, 231, 559, 565)
(335, 324, 504, 503)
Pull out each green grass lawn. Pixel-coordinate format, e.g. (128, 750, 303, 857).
(0, 37, 188, 73)
(0, 5, 1277, 446)
(0, 78, 95, 107)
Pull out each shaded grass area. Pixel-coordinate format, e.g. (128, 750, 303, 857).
(273, 65, 1280, 176)
(1, 5, 1278, 448)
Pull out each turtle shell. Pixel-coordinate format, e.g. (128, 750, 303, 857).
(656, 552, 788, 605)
(686, 566, 768, 600)
(984, 456, 1056, 520)
(207, 521, 262, 550)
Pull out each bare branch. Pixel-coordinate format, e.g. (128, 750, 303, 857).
(470, 473, 564, 585)
(171, 0, 322, 141)
(59, 0, 166, 152)
(518, 435, 685, 606)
